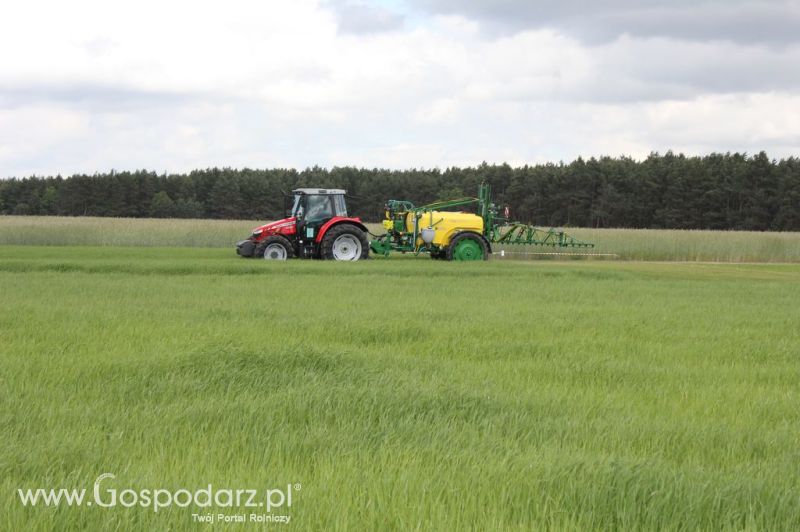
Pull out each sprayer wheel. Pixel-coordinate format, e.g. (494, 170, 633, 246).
(447, 232, 489, 261)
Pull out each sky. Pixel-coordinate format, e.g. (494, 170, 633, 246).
(1, 0, 799, 177)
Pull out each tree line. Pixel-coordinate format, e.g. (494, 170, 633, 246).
(1, 151, 799, 230)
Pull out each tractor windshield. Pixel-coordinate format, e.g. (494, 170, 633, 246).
(305, 195, 334, 221)
(290, 194, 335, 221)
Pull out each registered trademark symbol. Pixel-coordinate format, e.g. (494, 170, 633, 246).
(294, 483, 302, 491)
(87, 502, 92, 506)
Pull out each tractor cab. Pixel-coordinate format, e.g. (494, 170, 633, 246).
(288, 189, 348, 243)
(289, 188, 347, 225)
(236, 188, 369, 261)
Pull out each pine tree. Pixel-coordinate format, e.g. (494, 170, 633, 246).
(149, 191, 176, 218)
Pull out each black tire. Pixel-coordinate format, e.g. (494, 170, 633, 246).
(254, 235, 295, 260)
(446, 232, 489, 261)
(430, 249, 445, 260)
(321, 224, 369, 261)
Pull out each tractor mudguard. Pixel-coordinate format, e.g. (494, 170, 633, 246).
(315, 217, 369, 243)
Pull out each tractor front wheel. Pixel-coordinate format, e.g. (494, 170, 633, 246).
(321, 224, 369, 261)
(256, 235, 295, 260)
(447, 232, 489, 261)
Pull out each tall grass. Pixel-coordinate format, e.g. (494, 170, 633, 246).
(564, 227, 800, 262)
(0, 216, 258, 248)
(2, 216, 800, 262)
(2, 247, 799, 530)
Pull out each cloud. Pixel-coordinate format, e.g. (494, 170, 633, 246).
(0, 85, 199, 112)
(330, 1, 405, 34)
(564, 37, 800, 102)
(409, 0, 800, 45)
(0, 0, 798, 177)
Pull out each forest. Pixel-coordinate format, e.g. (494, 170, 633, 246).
(1, 151, 798, 230)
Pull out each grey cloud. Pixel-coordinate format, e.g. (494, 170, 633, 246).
(410, 0, 800, 45)
(444, 37, 800, 106)
(574, 39, 800, 102)
(330, 1, 405, 35)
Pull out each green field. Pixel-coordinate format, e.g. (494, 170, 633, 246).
(2, 245, 800, 530)
(3, 215, 800, 262)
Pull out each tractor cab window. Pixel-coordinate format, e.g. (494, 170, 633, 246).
(290, 194, 304, 218)
(333, 195, 347, 217)
(304, 195, 334, 221)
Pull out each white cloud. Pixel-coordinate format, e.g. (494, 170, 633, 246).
(0, 0, 798, 176)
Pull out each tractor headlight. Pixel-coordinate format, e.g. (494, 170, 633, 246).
(252, 228, 263, 237)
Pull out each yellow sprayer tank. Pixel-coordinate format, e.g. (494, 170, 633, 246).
(406, 211, 483, 247)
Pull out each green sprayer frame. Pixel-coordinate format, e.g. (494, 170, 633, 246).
(370, 183, 594, 256)
(491, 224, 593, 248)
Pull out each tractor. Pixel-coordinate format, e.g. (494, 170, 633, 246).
(238, 183, 594, 261)
(236, 188, 369, 260)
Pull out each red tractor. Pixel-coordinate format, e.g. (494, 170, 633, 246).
(236, 188, 370, 260)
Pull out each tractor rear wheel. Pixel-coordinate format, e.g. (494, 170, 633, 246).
(256, 235, 294, 260)
(321, 224, 369, 261)
(446, 232, 489, 261)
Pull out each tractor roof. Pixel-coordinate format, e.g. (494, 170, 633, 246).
(292, 188, 346, 195)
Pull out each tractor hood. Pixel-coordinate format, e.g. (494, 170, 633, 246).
(251, 217, 297, 237)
